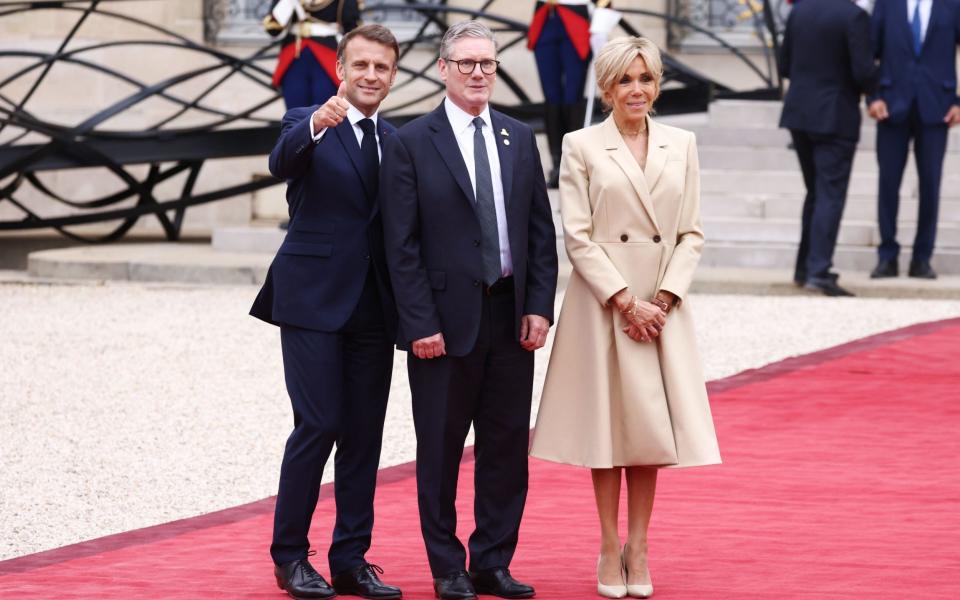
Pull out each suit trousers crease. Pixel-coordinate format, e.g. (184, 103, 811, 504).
(271, 269, 394, 575)
(409, 292, 534, 578)
(876, 103, 948, 263)
(790, 130, 856, 279)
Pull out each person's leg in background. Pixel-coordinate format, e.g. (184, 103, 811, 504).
(908, 119, 948, 278)
(872, 114, 912, 277)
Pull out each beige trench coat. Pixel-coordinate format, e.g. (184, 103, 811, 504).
(530, 116, 721, 468)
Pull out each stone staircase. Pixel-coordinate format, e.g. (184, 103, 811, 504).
(670, 100, 960, 274)
(214, 99, 960, 276)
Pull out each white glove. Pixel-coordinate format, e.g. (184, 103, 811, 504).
(589, 7, 622, 54)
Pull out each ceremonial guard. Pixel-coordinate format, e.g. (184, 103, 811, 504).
(264, 0, 362, 108)
(528, 0, 620, 187)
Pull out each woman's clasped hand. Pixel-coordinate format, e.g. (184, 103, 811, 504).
(612, 290, 666, 343)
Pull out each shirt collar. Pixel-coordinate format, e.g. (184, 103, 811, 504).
(346, 101, 378, 129)
(444, 97, 491, 135)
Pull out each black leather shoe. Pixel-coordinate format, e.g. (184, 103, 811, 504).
(470, 568, 535, 599)
(333, 563, 401, 599)
(433, 570, 477, 600)
(908, 261, 937, 279)
(804, 277, 855, 297)
(275, 559, 337, 598)
(870, 259, 899, 278)
(795, 271, 838, 286)
(546, 165, 560, 189)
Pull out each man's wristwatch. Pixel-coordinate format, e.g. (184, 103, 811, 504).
(651, 296, 671, 313)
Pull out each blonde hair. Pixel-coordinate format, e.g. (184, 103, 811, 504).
(594, 37, 663, 109)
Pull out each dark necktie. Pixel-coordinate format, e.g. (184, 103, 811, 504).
(912, 1, 923, 56)
(472, 116, 502, 286)
(357, 118, 379, 203)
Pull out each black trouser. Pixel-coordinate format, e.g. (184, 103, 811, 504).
(271, 272, 394, 575)
(408, 290, 535, 577)
(876, 102, 949, 263)
(790, 129, 857, 281)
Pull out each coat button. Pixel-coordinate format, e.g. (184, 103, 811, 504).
(653, 234, 662, 243)
(620, 234, 629, 242)
(364, 254, 370, 260)
(473, 280, 480, 287)
(473, 239, 481, 247)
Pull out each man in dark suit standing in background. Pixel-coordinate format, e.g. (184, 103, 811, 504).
(867, 0, 960, 280)
(380, 20, 558, 600)
(250, 24, 402, 600)
(779, 0, 877, 296)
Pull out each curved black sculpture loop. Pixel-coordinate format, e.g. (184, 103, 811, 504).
(0, 0, 781, 242)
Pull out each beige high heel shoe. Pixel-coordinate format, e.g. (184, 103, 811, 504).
(623, 543, 654, 598)
(596, 554, 627, 598)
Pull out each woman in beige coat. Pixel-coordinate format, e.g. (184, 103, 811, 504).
(530, 37, 721, 598)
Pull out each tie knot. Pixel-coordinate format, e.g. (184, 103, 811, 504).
(358, 118, 375, 136)
(472, 116, 485, 131)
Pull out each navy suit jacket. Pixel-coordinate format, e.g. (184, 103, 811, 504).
(380, 102, 559, 357)
(250, 106, 398, 336)
(871, 0, 960, 125)
(779, 0, 877, 140)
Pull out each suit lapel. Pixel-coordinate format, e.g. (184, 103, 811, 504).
(644, 119, 669, 194)
(602, 116, 661, 233)
(427, 103, 478, 214)
(923, 0, 944, 54)
(332, 119, 372, 207)
(368, 118, 395, 222)
(899, 0, 916, 52)
(490, 110, 515, 207)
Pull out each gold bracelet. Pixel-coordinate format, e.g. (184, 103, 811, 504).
(618, 296, 639, 317)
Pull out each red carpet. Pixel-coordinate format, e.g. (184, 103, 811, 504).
(3, 318, 960, 598)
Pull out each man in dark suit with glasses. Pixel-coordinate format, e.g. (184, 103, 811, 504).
(381, 20, 558, 600)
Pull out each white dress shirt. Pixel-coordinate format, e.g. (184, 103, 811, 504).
(443, 97, 513, 277)
(309, 102, 381, 161)
(907, 0, 933, 43)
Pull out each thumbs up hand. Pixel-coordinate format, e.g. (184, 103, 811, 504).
(311, 81, 351, 131)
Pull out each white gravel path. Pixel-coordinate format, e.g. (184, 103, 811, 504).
(1, 281, 958, 561)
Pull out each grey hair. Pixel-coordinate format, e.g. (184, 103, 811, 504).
(439, 20, 498, 59)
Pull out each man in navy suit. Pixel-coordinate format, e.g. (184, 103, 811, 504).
(250, 24, 403, 600)
(380, 21, 558, 600)
(868, 0, 960, 279)
(779, 0, 877, 296)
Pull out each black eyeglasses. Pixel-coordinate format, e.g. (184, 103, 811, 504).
(445, 58, 500, 75)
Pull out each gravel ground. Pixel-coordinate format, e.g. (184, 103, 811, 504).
(2, 281, 959, 561)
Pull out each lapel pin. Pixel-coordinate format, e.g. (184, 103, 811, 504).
(500, 128, 509, 137)
(503, 139, 510, 146)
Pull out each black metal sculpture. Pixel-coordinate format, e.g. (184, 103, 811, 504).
(0, 0, 783, 242)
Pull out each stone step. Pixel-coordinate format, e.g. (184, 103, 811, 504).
(705, 100, 960, 147)
(689, 266, 960, 299)
(707, 99, 788, 128)
(213, 225, 285, 254)
(27, 243, 271, 284)
(698, 145, 960, 172)
(677, 125, 960, 154)
(18, 242, 960, 297)
(700, 169, 960, 199)
(701, 241, 960, 274)
(700, 194, 960, 222)
(702, 216, 960, 248)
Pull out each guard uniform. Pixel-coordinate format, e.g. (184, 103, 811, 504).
(265, 0, 361, 108)
(528, 0, 613, 187)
